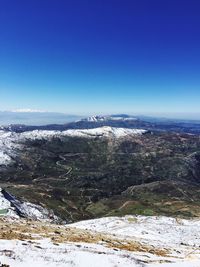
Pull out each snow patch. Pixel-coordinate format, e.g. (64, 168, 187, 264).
(0, 188, 58, 221)
(0, 189, 18, 217)
(0, 151, 12, 165)
(0, 239, 140, 267)
(72, 215, 200, 248)
(19, 202, 58, 221)
(63, 126, 147, 138)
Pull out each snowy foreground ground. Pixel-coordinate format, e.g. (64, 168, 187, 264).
(0, 215, 200, 267)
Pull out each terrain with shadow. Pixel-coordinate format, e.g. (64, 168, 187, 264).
(1, 131, 200, 221)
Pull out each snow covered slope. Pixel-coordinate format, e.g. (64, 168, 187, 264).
(0, 215, 200, 267)
(64, 126, 147, 138)
(0, 188, 17, 217)
(72, 215, 200, 248)
(0, 131, 19, 165)
(72, 215, 200, 266)
(0, 239, 140, 267)
(0, 127, 147, 165)
(0, 188, 58, 221)
(19, 126, 147, 139)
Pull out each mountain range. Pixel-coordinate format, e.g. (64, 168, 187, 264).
(0, 115, 200, 222)
(1, 113, 200, 134)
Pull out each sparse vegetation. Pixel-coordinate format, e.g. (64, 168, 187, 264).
(0, 132, 200, 221)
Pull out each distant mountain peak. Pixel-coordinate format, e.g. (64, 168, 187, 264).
(80, 114, 138, 122)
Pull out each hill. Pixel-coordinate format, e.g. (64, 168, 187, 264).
(0, 126, 200, 221)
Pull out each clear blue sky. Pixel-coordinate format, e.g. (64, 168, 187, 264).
(0, 0, 200, 117)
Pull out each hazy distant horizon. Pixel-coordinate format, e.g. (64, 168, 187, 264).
(0, 110, 200, 126)
(0, 111, 83, 126)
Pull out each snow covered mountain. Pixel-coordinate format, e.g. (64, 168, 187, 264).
(80, 114, 138, 122)
(1, 114, 200, 135)
(20, 126, 147, 139)
(0, 127, 147, 166)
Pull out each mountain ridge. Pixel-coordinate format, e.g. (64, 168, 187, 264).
(0, 125, 200, 221)
(1, 114, 200, 134)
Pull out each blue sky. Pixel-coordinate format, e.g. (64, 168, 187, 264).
(0, 0, 200, 117)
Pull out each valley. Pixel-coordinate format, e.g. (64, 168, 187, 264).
(0, 123, 200, 221)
